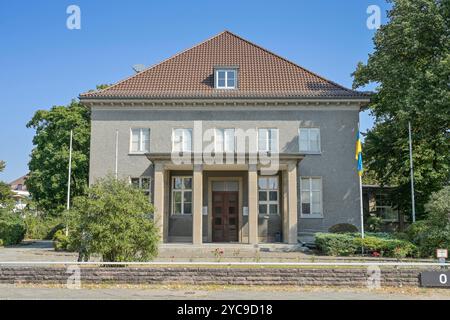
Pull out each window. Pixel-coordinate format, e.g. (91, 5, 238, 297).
(300, 177, 323, 216)
(215, 69, 236, 89)
(258, 176, 279, 215)
(130, 177, 151, 201)
(130, 128, 150, 153)
(172, 128, 192, 152)
(299, 128, 321, 153)
(375, 192, 397, 221)
(258, 128, 278, 152)
(214, 128, 235, 152)
(172, 176, 192, 215)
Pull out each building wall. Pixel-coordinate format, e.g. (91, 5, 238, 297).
(89, 104, 361, 235)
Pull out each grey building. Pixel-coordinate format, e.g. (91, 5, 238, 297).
(80, 31, 369, 245)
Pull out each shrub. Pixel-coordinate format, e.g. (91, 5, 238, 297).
(68, 175, 160, 262)
(52, 229, 69, 251)
(0, 239, 3, 247)
(315, 233, 417, 258)
(23, 213, 65, 240)
(366, 216, 383, 232)
(0, 211, 26, 245)
(353, 236, 417, 258)
(315, 233, 358, 256)
(328, 223, 358, 234)
(405, 187, 450, 257)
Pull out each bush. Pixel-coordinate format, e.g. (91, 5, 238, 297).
(366, 216, 383, 232)
(405, 187, 450, 257)
(23, 214, 65, 240)
(0, 239, 3, 247)
(315, 233, 358, 256)
(353, 236, 417, 258)
(68, 176, 160, 262)
(0, 211, 26, 245)
(52, 229, 69, 251)
(315, 233, 417, 258)
(328, 223, 358, 234)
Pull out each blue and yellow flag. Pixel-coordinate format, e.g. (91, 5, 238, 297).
(355, 131, 363, 176)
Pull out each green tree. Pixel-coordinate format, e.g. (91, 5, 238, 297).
(68, 176, 159, 262)
(26, 100, 90, 213)
(353, 0, 450, 219)
(0, 160, 14, 208)
(407, 187, 450, 256)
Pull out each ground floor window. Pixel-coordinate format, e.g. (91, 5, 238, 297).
(258, 176, 279, 215)
(300, 177, 322, 217)
(375, 192, 397, 221)
(130, 176, 151, 201)
(172, 176, 192, 215)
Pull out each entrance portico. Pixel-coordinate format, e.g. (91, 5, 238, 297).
(148, 154, 302, 245)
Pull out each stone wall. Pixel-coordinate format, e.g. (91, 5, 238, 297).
(0, 266, 426, 287)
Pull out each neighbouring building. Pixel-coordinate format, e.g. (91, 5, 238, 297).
(80, 31, 370, 245)
(9, 175, 30, 211)
(362, 185, 405, 231)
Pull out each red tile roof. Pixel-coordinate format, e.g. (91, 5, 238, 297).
(80, 31, 367, 100)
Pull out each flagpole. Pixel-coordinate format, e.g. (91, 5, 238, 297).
(115, 130, 119, 179)
(408, 122, 416, 223)
(359, 174, 365, 239)
(65, 129, 73, 236)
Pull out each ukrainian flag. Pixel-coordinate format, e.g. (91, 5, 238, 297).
(355, 131, 363, 176)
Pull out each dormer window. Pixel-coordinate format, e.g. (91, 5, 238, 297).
(215, 68, 237, 89)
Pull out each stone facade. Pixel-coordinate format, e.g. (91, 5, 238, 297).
(0, 266, 426, 287)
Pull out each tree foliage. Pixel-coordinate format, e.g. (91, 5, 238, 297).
(406, 186, 450, 256)
(68, 176, 159, 262)
(0, 160, 14, 208)
(26, 100, 90, 213)
(353, 0, 450, 218)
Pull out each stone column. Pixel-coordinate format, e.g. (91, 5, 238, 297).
(192, 164, 203, 245)
(153, 162, 165, 243)
(282, 169, 289, 243)
(248, 164, 258, 244)
(287, 162, 298, 244)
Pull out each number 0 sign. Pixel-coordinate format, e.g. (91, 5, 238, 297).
(421, 272, 450, 288)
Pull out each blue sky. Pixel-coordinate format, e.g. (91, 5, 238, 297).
(0, 0, 389, 182)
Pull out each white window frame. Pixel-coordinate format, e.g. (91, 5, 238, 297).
(130, 128, 150, 153)
(300, 177, 323, 218)
(374, 191, 397, 222)
(215, 69, 237, 89)
(172, 128, 193, 152)
(258, 128, 279, 152)
(258, 176, 279, 215)
(130, 176, 152, 202)
(214, 128, 236, 153)
(298, 127, 321, 153)
(171, 176, 193, 215)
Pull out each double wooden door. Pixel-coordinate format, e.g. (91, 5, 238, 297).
(212, 191, 239, 242)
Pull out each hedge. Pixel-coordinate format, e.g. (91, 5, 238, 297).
(315, 233, 417, 258)
(0, 212, 26, 246)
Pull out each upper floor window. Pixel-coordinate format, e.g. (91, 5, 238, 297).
(172, 128, 192, 152)
(130, 128, 150, 153)
(299, 128, 321, 153)
(214, 128, 235, 152)
(215, 69, 236, 89)
(258, 128, 278, 152)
